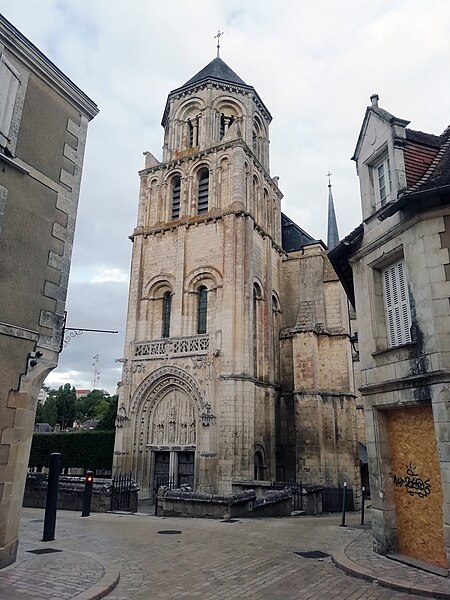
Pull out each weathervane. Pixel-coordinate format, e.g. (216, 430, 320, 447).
(214, 29, 224, 58)
(326, 171, 333, 187)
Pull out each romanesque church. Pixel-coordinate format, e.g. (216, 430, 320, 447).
(113, 52, 361, 501)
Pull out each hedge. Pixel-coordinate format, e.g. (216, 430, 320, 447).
(29, 430, 115, 471)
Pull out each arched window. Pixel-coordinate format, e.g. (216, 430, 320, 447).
(197, 169, 209, 214)
(275, 447, 284, 482)
(253, 283, 263, 377)
(188, 116, 199, 147)
(254, 450, 264, 481)
(171, 176, 181, 220)
(161, 291, 172, 338)
(197, 286, 208, 334)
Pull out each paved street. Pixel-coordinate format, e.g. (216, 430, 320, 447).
(0, 508, 439, 600)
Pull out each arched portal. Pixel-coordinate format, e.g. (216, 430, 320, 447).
(130, 365, 203, 496)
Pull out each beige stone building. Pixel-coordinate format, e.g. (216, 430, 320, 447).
(0, 16, 97, 567)
(330, 95, 450, 571)
(114, 54, 360, 504)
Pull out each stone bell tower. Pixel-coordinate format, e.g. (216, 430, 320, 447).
(114, 50, 284, 496)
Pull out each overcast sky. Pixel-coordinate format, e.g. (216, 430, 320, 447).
(2, 0, 449, 394)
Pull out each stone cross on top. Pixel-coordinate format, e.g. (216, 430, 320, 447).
(215, 29, 224, 58)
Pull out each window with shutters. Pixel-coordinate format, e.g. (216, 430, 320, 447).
(382, 260, 412, 347)
(372, 154, 392, 208)
(171, 176, 181, 220)
(0, 55, 20, 147)
(197, 285, 208, 334)
(161, 291, 172, 338)
(197, 168, 209, 214)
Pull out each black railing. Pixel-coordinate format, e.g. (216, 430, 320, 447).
(270, 481, 304, 511)
(110, 473, 134, 512)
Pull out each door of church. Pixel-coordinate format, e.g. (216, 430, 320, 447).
(154, 451, 171, 490)
(177, 451, 194, 488)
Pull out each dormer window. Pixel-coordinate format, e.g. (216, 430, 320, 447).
(375, 155, 391, 207)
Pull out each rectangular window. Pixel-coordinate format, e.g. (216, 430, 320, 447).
(382, 260, 412, 347)
(0, 55, 20, 146)
(375, 155, 391, 207)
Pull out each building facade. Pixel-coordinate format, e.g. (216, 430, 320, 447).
(330, 95, 450, 570)
(114, 55, 360, 502)
(0, 16, 97, 567)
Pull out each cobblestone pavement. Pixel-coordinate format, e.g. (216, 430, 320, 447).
(334, 528, 450, 598)
(0, 508, 443, 599)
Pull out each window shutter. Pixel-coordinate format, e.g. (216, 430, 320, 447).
(383, 260, 411, 347)
(0, 57, 20, 143)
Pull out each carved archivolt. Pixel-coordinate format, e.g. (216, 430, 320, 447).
(131, 364, 204, 414)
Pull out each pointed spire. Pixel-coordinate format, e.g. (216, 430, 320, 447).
(326, 172, 339, 250)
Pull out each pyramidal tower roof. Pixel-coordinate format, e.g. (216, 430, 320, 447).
(182, 56, 248, 88)
(162, 55, 271, 127)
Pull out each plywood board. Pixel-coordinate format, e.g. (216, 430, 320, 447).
(387, 405, 448, 568)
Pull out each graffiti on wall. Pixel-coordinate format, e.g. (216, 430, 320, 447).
(393, 463, 431, 498)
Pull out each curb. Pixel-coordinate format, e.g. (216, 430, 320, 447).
(71, 553, 120, 600)
(332, 532, 450, 599)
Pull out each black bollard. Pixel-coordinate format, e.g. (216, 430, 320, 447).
(43, 452, 61, 541)
(360, 486, 365, 526)
(81, 471, 94, 517)
(340, 481, 347, 527)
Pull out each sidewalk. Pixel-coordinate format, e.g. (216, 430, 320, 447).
(0, 507, 448, 599)
(333, 528, 450, 599)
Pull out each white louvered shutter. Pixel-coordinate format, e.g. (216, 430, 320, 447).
(0, 56, 20, 144)
(383, 260, 412, 347)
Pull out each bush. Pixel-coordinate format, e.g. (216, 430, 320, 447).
(29, 430, 115, 471)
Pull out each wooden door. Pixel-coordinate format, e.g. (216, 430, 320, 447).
(177, 451, 194, 488)
(386, 405, 448, 568)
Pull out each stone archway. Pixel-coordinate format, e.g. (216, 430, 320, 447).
(129, 365, 204, 492)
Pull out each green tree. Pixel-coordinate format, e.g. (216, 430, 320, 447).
(55, 383, 77, 429)
(75, 389, 111, 423)
(97, 395, 118, 430)
(35, 394, 57, 427)
(41, 395, 57, 427)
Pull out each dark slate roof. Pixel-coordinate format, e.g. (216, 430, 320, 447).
(281, 213, 320, 253)
(182, 57, 248, 88)
(328, 224, 364, 308)
(405, 128, 442, 148)
(162, 56, 272, 127)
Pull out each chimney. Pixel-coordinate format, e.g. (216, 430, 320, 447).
(370, 94, 379, 108)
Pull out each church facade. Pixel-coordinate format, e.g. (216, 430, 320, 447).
(113, 54, 361, 502)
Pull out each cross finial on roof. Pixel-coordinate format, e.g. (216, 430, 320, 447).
(214, 29, 224, 58)
(326, 171, 333, 187)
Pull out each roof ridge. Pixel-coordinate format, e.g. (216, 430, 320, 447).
(402, 126, 450, 196)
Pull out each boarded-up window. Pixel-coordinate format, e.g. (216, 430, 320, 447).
(382, 260, 411, 347)
(0, 56, 20, 145)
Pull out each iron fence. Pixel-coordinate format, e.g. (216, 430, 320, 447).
(110, 473, 134, 512)
(270, 481, 304, 511)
